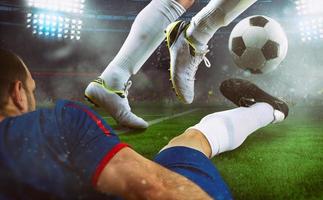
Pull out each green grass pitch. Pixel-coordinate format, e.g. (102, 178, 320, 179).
(92, 104, 323, 200)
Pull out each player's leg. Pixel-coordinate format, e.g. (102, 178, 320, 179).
(187, 0, 258, 49)
(154, 103, 274, 199)
(163, 102, 276, 157)
(101, 0, 189, 89)
(166, 0, 257, 104)
(85, 0, 189, 129)
(154, 79, 289, 198)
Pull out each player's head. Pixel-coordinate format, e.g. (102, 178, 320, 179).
(0, 49, 36, 117)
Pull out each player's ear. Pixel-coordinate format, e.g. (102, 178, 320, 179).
(11, 80, 26, 111)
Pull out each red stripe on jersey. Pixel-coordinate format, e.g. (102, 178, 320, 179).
(66, 103, 111, 136)
(92, 143, 130, 187)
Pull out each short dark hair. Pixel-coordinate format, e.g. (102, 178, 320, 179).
(0, 49, 28, 110)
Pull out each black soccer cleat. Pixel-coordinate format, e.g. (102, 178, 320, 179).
(220, 78, 289, 120)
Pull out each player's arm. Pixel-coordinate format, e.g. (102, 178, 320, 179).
(96, 147, 212, 200)
(56, 102, 210, 199)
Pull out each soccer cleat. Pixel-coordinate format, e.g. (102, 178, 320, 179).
(165, 20, 211, 104)
(220, 78, 289, 123)
(85, 78, 148, 129)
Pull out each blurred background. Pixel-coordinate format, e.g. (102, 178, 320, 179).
(0, 0, 322, 106)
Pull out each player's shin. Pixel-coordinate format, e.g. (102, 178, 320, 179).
(188, 103, 274, 157)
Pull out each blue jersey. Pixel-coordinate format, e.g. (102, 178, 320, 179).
(0, 100, 232, 200)
(0, 100, 128, 199)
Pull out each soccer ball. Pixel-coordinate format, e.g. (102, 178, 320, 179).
(228, 15, 288, 74)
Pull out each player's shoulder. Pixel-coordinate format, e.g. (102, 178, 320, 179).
(54, 99, 112, 127)
(55, 99, 87, 109)
(54, 99, 116, 136)
(55, 99, 93, 114)
(54, 99, 96, 120)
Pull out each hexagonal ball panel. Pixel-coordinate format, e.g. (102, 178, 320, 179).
(231, 36, 246, 57)
(262, 40, 279, 60)
(250, 16, 269, 27)
(240, 47, 266, 73)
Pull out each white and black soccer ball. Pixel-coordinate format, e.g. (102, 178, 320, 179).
(228, 15, 288, 74)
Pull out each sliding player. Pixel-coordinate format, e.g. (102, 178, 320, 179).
(0, 49, 288, 199)
(85, 0, 258, 129)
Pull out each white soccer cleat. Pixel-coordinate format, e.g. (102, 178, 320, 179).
(166, 20, 211, 104)
(85, 78, 148, 129)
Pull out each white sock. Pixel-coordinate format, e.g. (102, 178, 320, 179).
(186, 0, 257, 49)
(189, 103, 274, 157)
(100, 0, 185, 90)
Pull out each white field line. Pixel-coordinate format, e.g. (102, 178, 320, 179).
(115, 108, 200, 135)
(147, 108, 199, 126)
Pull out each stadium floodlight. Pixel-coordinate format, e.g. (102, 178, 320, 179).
(299, 18, 323, 42)
(27, 13, 82, 40)
(26, 0, 85, 40)
(27, 0, 85, 14)
(295, 0, 323, 42)
(295, 0, 323, 16)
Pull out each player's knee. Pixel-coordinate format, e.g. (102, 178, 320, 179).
(176, 0, 195, 9)
(185, 0, 195, 7)
(165, 129, 212, 157)
(167, 129, 200, 145)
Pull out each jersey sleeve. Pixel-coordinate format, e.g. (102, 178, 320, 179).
(55, 100, 129, 187)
